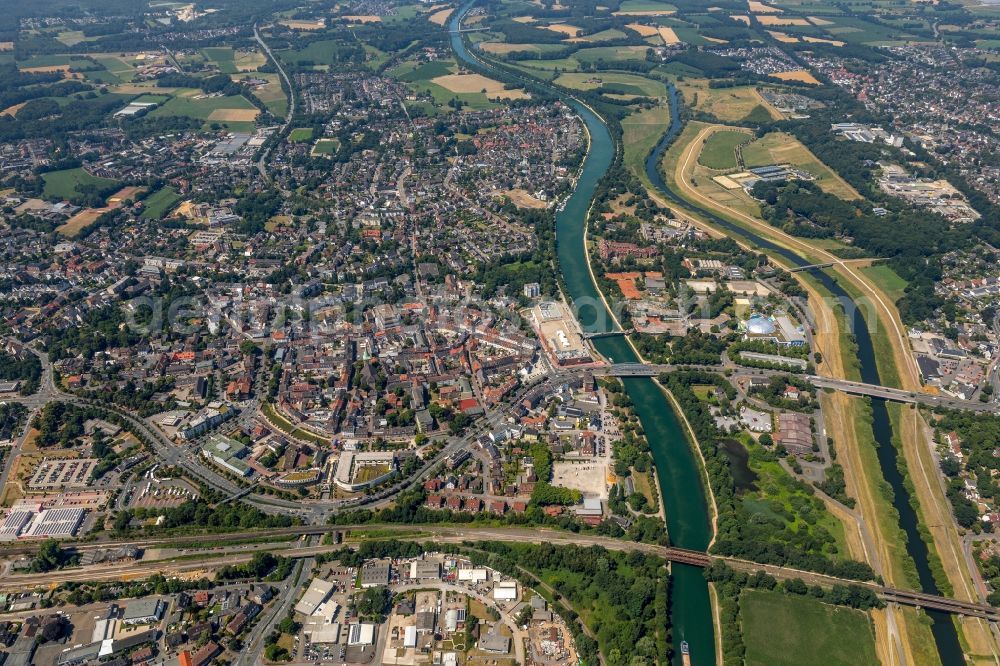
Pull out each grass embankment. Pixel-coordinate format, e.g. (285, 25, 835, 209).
(659, 124, 946, 661)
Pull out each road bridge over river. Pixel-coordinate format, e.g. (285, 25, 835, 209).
(590, 364, 993, 412)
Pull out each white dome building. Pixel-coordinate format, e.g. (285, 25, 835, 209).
(745, 315, 776, 336)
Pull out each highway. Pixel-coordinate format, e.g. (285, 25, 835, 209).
(592, 363, 994, 412)
(253, 23, 295, 184)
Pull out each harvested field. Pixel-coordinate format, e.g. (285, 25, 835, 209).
(748, 0, 781, 12)
(612, 9, 676, 15)
(1, 102, 26, 117)
(625, 23, 659, 36)
(513, 16, 536, 22)
(803, 36, 844, 46)
(657, 26, 681, 44)
(279, 19, 325, 30)
(207, 108, 260, 121)
(107, 186, 144, 204)
(57, 209, 106, 237)
(57, 185, 145, 237)
(505, 188, 548, 209)
(431, 73, 529, 98)
(731, 14, 750, 24)
(234, 50, 266, 71)
(342, 15, 381, 22)
(429, 8, 454, 25)
(704, 36, 728, 43)
(544, 23, 582, 36)
(757, 15, 810, 25)
(808, 16, 834, 25)
(0, 42, 13, 51)
(21, 65, 74, 77)
(770, 69, 821, 84)
(479, 42, 535, 54)
(767, 30, 800, 42)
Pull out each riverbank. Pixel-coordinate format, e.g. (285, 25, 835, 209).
(448, 6, 719, 660)
(654, 102, 969, 664)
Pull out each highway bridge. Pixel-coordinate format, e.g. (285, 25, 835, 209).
(787, 262, 835, 273)
(590, 364, 993, 412)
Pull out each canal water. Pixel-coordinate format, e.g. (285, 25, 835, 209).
(452, 3, 961, 663)
(645, 85, 963, 665)
(450, 5, 717, 663)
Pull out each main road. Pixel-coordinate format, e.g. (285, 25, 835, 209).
(253, 23, 295, 183)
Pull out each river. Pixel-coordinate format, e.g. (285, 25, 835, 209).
(450, 3, 960, 664)
(645, 85, 964, 665)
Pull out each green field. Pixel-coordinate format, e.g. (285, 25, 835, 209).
(860, 263, 908, 305)
(741, 589, 878, 666)
(202, 47, 237, 74)
(622, 105, 671, 186)
(42, 168, 118, 201)
(554, 72, 666, 98)
(393, 59, 455, 82)
(288, 127, 314, 142)
(149, 93, 258, 130)
(617, 0, 677, 11)
(312, 138, 340, 155)
(140, 186, 180, 220)
(698, 130, 751, 170)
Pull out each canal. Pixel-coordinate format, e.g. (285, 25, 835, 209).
(449, 5, 717, 663)
(452, 2, 961, 663)
(644, 85, 963, 665)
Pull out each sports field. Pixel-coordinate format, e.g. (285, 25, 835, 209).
(288, 127, 314, 142)
(140, 186, 181, 220)
(741, 589, 878, 666)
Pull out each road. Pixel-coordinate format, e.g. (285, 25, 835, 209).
(591, 364, 992, 412)
(253, 23, 295, 183)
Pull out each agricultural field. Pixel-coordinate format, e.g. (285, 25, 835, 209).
(149, 93, 259, 130)
(242, 73, 287, 116)
(202, 47, 237, 73)
(698, 130, 751, 170)
(554, 72, 666, 98)
(741, 131, 861, 200)
(392, 58, 515, 110)
(614, 0, 678, 15)
(41, 168, 118, 201)
(622, 105, 671, 186)
(741, 589, 878, 666)
(671, 78, 782, 122)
